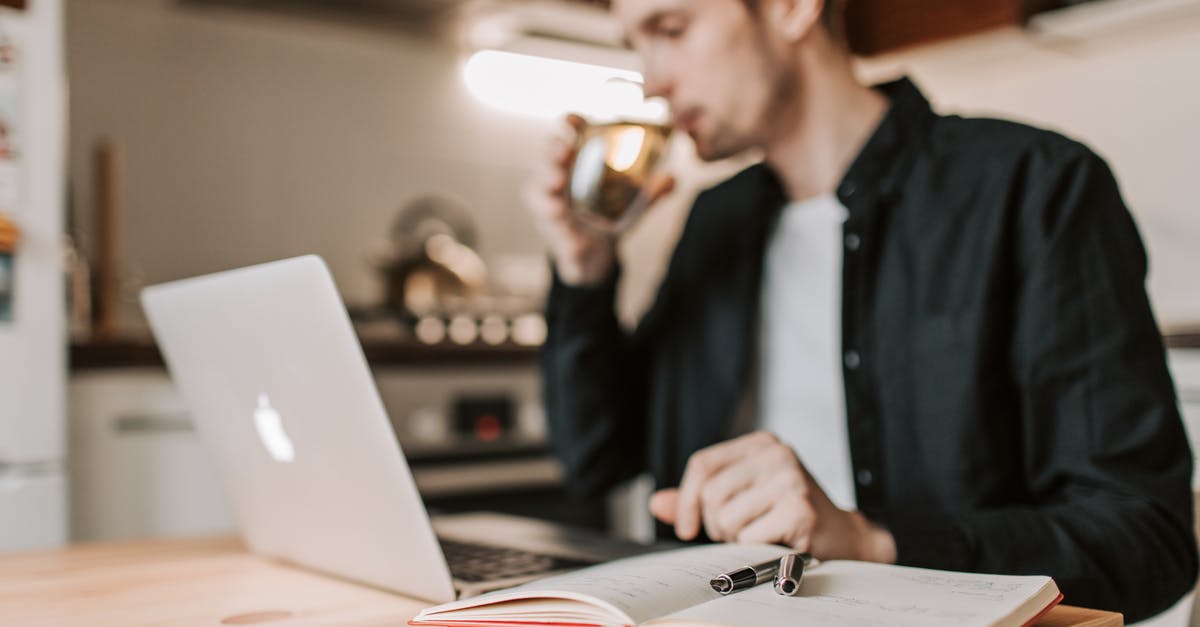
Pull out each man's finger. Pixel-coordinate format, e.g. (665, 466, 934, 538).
(733, 504, 802, 548)
(565, 113, 587, 131)
(551, 136, 576, 168)
(674, 436, 763, 541)
(736, 494, 816, 549)
(525, 164, 572, 216)
(523, 182, 567, 226)
(700, 462, 755, 541)
(712, 483, 776, 542)
(649, 488, 679, 524)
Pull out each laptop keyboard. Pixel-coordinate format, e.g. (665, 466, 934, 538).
(438, 537, 597, 583)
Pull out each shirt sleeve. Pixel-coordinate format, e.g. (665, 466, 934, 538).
(881, 146, 1198, 623)
(542, 266, 642, 498)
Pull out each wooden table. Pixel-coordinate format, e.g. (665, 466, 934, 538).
(0, 536, 1122, 626)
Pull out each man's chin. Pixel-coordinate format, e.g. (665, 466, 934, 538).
(694, 141, 740, 163)
(691, 136, 719, 162)
(688, 128, 752, 162)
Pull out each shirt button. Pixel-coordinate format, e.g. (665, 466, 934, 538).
(844, 350, 861, 370)
(845, 232, 861, 252)
(857, 469, 874, 487)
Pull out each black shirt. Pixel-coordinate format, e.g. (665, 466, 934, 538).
(541, 78, 1197, 621)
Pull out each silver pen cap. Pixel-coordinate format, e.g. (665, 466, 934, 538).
(773, 553, 811, 596)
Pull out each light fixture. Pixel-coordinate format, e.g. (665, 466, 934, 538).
(462, 49, 668, 122)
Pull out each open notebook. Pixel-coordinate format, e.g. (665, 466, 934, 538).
(410, 544, 1062, 627)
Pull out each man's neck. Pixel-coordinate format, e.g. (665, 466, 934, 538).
(763, 52, 889, 202)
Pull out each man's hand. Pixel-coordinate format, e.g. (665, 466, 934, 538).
(524, 114, 675, 287)
(649, 431, 897, 563)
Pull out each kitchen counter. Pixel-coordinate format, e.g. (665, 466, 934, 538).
(1166, 326, 1200, 350)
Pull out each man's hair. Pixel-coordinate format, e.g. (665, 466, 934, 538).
(821, 0, 846, 39)
(742, 0, 846, 41)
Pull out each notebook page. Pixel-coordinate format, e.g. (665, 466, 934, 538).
(651, 561, 1056, 627)
(417, 543, 789, 626)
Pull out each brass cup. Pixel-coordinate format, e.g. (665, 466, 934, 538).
(567, 120, 672, 232)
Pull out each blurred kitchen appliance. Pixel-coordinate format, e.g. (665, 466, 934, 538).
(362, 196, 550, 349)
(452, 393, 513, 443)
(378, 194, 486, 322)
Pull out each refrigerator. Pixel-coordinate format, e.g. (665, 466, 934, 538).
(0, 0, 67, 552)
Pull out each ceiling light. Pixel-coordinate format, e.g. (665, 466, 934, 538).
(462, 49, 667, 122)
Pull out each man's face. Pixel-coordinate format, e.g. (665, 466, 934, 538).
(613, 0, 791, 162)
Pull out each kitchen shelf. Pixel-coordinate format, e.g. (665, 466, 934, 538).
(70, 327, 1200, 371)
(1166, 328, 1200, 350)
(70, 335, 539, 371)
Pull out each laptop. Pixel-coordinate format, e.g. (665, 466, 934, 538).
(141, 255, 645, 602)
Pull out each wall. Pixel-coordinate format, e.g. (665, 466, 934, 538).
(67, 0, 560, 328)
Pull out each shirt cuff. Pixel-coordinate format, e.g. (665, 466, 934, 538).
(880, 511, 973, 571)
(547, 264, 621, 328)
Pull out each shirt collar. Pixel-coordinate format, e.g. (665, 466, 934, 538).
(835, 76, 936, 210)
(747, 77, 934, 240)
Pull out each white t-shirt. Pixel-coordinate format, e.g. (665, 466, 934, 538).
(758, 193, 856, 510)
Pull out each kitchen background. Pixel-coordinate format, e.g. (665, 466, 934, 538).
(0, 1, 1198, 623)
(66, 0, 1200, 329)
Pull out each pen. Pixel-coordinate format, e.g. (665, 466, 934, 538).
(773, 553, 813, 596)
(710, 558, 780, 594)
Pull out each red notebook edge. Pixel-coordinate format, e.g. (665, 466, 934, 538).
(1021, 592, 1065, 627)
(408, 614, 624, 619)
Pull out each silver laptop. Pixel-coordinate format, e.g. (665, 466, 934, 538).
(141, 255, 643, 602)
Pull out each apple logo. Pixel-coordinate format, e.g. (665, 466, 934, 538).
(253, 393, 295, 463)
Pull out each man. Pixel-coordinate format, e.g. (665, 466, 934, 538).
(526, 0, 1197, 621)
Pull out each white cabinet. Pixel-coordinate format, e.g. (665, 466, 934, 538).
(67, 364, 553, 541)
(1168, 349, 1200, 489)
(0, 473, 66, 552)
(1137, 352, 1200, 627)
(68, 371, 235, 542)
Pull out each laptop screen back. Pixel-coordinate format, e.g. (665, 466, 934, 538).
(142, 255, 457, 602)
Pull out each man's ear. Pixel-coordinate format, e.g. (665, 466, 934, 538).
(768, 0, 824, 43)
